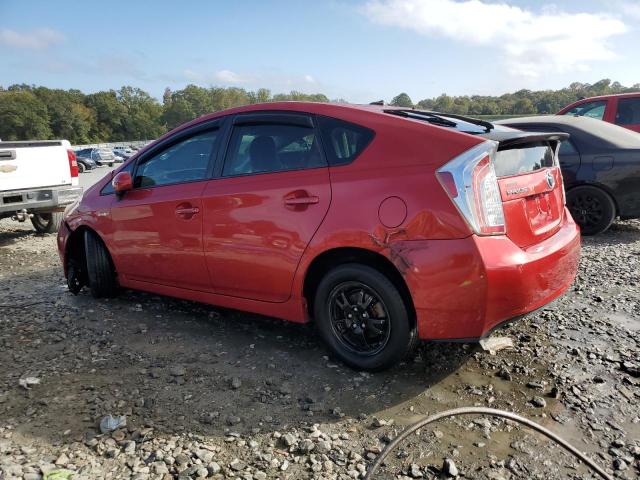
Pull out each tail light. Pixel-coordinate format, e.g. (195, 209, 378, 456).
(67, 149, 79, 178)
(436, 140, 506, 235)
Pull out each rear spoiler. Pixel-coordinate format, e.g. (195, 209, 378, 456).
(481, 131, 569, 150)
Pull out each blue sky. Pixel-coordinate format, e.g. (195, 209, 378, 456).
(1, 0, 639, 103)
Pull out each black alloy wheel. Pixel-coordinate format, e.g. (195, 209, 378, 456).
(328, 281, 391, 357)
(314, 263, 416, 371)
(567, 186, 616, 235)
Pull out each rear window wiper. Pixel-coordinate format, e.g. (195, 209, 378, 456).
(420, 110, 494, 133)
(385, 109, 457, 128)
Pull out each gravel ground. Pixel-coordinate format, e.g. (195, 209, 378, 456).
(0, 218, 638, 480)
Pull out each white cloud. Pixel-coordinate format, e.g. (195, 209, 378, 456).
(620, 2, 640, 20)
(0, 28, 65, 49)
(304, 74, 315, 83)
(363, 0, 627, 78)
(214, 69, 249, 83)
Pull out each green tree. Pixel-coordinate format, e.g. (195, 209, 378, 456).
(0, 90, 52, 140)
(116, 86, 164, 140)
(85, 90, 127, 141)
(390, 92, 413, 107)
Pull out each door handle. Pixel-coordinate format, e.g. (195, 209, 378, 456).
(284, 196, 319, 206)
(175, 205, 200, 218)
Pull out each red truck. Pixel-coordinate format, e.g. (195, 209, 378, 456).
(558, 92, 640, 133)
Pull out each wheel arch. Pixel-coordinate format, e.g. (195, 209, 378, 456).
(64, 225, 115, 274)
(566, 181, 619, 215)
(302, 246, 416, 329)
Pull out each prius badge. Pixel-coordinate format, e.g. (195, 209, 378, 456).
(546, 170, 555, 189)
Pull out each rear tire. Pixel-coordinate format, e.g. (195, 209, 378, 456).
(31, 212, 63, 234)
(314, 264, 416, 371)
(84, 230, 118, 298)
(78, 162, 85, 173)
(567, 186, 616, 235)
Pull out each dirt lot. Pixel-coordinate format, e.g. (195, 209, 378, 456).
(0, 218, 638, 480)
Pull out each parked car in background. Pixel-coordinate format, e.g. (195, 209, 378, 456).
(76, 156, 97, 173)
(113, 146, 134, 161)
(497, 116, 640, 235)
(0, 139, 82, 233)
(58, 103, 580, 370)
(75, 147, 116, 167)
(558, 92, 640, 133)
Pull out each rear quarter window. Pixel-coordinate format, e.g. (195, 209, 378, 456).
(317, 116, 374, 166)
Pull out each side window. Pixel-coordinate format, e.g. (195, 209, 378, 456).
(222, 122, 324, 176)
(134, 130, 218, 188)
(317, 116, 374, 166)
(615, 98, 640, 125)
(559, 140, 578, 156)
(563, 100, 606, 120)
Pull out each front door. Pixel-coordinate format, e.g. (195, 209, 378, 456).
(201, 113, 331, 302)
(110, 128, 221, 291)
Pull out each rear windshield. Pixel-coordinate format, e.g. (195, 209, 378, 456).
(494, 142, 554, 178)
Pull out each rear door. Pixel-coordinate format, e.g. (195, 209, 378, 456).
(0, 140, 72, 191)
(109, 124, 221, 291)
(557, 139, 581, 186)
(201, 112, 331, 302)
(613, 96, 640, 133)
(492, 135, 568, 248)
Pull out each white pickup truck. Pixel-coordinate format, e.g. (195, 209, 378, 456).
(0, 140, 83, 233)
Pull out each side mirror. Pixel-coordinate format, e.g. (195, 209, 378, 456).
(112, 171, 133, 195)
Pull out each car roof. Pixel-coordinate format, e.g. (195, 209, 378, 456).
(147, 101, 481, 154)
(566, 92, 640, 102)
(496, 115, 640, 149)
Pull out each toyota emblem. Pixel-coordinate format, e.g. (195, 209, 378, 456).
(546, 170, 555, 189)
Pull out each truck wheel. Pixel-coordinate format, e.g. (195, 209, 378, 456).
(31, 212, 63, 234)
(314, 264, 416, 371)
(567, 186, 616, 235)
(84, 231, 118, 298)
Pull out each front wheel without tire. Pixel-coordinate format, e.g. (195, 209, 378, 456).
(31, 212, 63, 233)
(84, 231, 118, 298)
(314, 264, 416, 371)
(567, 186, 616, 235)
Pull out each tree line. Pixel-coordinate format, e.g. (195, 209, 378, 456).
(0, 79, 637, 143)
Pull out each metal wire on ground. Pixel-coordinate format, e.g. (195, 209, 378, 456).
(364, 407, 613, 480)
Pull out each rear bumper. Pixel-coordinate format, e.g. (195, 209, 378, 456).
(402, 209, 580, 340)
(0, 186, 83, 215)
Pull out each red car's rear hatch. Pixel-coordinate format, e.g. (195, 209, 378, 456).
(489, 131, 569, 248)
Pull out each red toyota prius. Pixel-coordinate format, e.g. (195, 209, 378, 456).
(58, 103, 580, 370)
